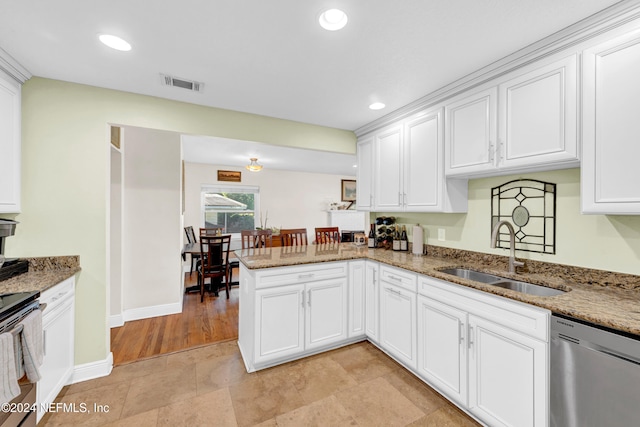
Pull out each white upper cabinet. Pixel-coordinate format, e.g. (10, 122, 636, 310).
(356, 134, 374, 211)
(374, 123, 403, 210)
(499, 54, 578, 171)
(445, 54, 578, 178)
(358, 108, 468, 213)
(582, 29, 640, 214)
(0, 70, 21, 213)
(445, 86, 498, 176)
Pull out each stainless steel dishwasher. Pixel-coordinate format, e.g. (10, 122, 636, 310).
(550, 313, 640, 427)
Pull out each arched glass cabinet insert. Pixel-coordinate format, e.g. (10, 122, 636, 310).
(491, 179, 556, 254)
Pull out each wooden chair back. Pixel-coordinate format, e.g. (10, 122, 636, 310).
(241, 229, 273, 249)
(279, 228, 308, 246)
(198, 235, 231, 302)
(200, 227, 224, 237)
(184, 226, 197, 243)
(315, 227, 340, 244)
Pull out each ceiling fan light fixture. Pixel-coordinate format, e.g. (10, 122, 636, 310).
(319, 9, 348, 31)
(98, 34, 132, 51)
(246, 158, 263, 172)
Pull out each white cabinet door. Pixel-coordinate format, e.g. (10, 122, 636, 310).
(499, 54, 578, 172)
(582, 30, 640, 214)
(356, 135, 374, 211)
(37, 277, 75, 423)
(364, 261, 379, 342)
(374, 124, 403, 210)
(255, 284, 305, 364)
(0, 71, 20, 213)
(348, 261, 366, 338)
(306, 278, 348, 350)
(468, 315, 547, 427)
(417, 295, 467, 407)
(404, 109, 441, 211)
(445, 86, 498, 177)
(379, 281, 417, 370)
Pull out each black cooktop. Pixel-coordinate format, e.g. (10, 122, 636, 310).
(0, 258, 29, 282)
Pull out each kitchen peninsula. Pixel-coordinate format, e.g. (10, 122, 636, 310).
(236, 242, 640, 427)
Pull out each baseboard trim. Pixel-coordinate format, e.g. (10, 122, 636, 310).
(109, 313, 124, 328)
(70, 352, 113, 384)
(123, 301, 182, 322)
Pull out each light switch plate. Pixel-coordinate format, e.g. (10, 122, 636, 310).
(438, 228, 445, 241)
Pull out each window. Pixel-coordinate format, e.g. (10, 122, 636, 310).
(201, 185, 259, 234)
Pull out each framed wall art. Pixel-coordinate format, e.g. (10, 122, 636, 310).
(341, 179, 356, 202)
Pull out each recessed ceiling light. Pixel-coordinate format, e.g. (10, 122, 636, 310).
(369, 102, 386, 110)
(319, 9, 348, 31)
(99, 34, 132, 51)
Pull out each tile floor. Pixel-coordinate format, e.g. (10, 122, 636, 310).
(41, 340, 481, 426)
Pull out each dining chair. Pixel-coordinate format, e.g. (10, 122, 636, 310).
(198, 235, 232, 302)
(280, 228, 308, 246)
(315, 227, 340, 244)
(241, 229, 273, 248)
(184, 226, 200, 277)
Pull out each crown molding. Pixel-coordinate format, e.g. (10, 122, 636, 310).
(355, 1, 640, 137)
(0, 46, 31, 84)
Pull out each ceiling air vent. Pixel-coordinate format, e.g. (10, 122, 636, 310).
(160, 74, 204, 93)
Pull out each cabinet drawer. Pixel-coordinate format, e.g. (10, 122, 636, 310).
(40, 277, 75, 314)
(379, 265, 417, 293)
(255, 261, 347, 289)
(419, 275, 549, 341)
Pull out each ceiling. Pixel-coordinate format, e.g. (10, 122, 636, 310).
(0, 1, 624, 175)
(0, 0, 623, 132)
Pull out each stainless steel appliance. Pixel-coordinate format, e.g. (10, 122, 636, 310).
(340, 230, 365, 243)
(0, 219, 28, 282)
(0, 291, 40, 427)
(550, 313, 640, 427)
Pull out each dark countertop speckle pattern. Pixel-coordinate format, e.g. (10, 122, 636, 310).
(236, 243, 640, 337)
(0, 256, 80, 295)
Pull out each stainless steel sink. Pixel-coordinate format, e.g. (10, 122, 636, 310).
(439, 268, 504, 283)
(491, 280, 565, 297)
(439, 267, 566, 297)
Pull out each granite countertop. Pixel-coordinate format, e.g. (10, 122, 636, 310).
(235, 243, 640, 336)
(0, 256, 81, 295)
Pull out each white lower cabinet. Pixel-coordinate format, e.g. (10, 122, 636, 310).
(417, 275, 549, 427)
(37, 277, 76, 423)
(240, 262, 351, 371)
(468, 315, 547, 427)
(364, 261, 379, 343)
(417, 295, 467, 407)
(348, 261, 366, 338)
(379, 265, 417, 370)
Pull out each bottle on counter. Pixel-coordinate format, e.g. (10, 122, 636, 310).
(392, 227, 401, 251)
(368, 224, 376, 248)
(400, 225, 408, 251)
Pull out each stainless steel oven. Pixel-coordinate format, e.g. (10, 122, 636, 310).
(550, 313, 640, 427)
(0, 292, 40, 427)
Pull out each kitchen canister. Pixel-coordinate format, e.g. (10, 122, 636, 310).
(412, 224, 424, 255)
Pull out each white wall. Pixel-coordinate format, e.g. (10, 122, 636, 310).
(109, 147, 122, 321)
(184, 161, 356, 240)
(122, 127, 182, 316)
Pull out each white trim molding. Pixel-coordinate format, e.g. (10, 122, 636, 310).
(0, 46, 31, 84)
(70, 352, 113, 384)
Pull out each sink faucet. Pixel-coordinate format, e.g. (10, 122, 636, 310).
(490, 220, 524, 274)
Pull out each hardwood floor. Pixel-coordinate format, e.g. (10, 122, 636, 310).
(110, 270, 239, 365)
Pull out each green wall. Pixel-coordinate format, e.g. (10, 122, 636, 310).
(377, 168, 640, 276)
(10, 77, 357, 365)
